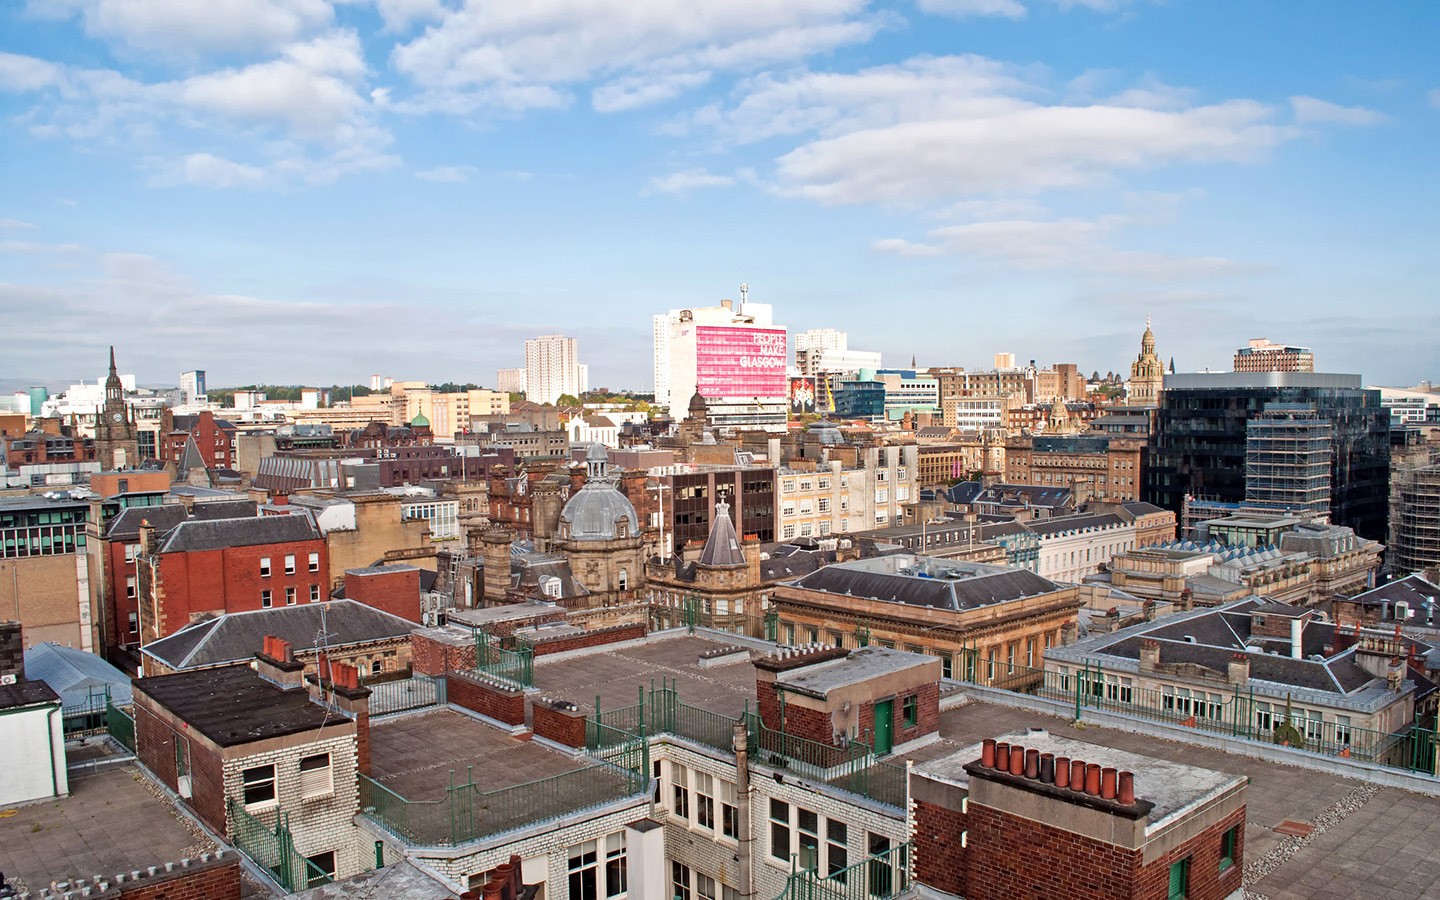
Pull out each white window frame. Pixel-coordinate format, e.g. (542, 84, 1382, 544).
(259, 556, 271, 578)
(242, 764, 277, 809)
(299, 753, 333, 800)
(284, 554, 296, 576)
(308, 552, 320, 573)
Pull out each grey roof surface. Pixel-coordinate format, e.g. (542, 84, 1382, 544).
(158, 514, 320, 553)
(697, 503, 747, 567)
(0, 678, 61, 710)
(105, 504, 189, 540)
(23, 642, 133, 706)
(135, 665, 334, 747)
(777, 647, 934, 698)
(141, 599, 414, 670)
(1024, 513, 1125, 537)
(559, 479, 639, 541)
(792, 560, 1062, 611)
(1120, 501, 1167, 516)
(1348, 575, 1440, 609)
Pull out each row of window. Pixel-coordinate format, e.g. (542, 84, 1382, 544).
(566, 832, 627, 900)
(1167, 824, 1239, 899)
(260, 553, 321, 577)
(240, 752, 333, 809)
(261, 585, 323, 607)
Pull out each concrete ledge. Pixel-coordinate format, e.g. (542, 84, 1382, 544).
(444, 703, 531, 738)
(961, 683, 1440, 797)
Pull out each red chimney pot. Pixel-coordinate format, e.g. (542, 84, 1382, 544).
(1085, 763, 1102, 796)
(1054, 756, 1071, 789)
(981, 739, 996, 768)
(1024, 748, 1039, 779)
(1101, 767, 1118, 800)
(1118, 771, 1136, 805)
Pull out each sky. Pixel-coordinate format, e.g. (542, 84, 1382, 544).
(1, 0, 1437, 392)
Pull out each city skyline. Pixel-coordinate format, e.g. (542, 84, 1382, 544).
(2, 1, 1438, 388)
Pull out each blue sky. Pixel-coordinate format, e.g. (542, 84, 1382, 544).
(1, 0, 1436, 391)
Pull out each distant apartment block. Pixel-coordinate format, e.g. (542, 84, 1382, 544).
(1234, 338, 1315, 373)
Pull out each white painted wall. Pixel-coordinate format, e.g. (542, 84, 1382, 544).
(0, 702, 67, 806)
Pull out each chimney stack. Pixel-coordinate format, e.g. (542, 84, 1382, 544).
(1290, 616, 1304, 660)
(1139, 639, 1160, 673)
(0, 621, 23, 683)
(307, 659, 373, 775)
(255, 635, 304, 690)
(1227, 652, 1250, 686)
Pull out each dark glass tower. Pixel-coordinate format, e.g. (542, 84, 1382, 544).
(1144, 372, 1390, 540)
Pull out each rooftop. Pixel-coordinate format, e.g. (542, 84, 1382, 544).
(141, 599, 415, 671)
(157, 514, 320, 553)
(776, 646, 935, 698)
(531, 634, 758, 717)
(787, 554, 1064, 611)
(133, 665, 338, 747)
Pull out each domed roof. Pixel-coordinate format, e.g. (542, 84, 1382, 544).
(560, 480, 639, 542)
(410, 411, 430, 427)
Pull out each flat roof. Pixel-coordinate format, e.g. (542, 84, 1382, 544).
(532, 634, 758, 717)
(447, 601, 561, 626)
(778, 647, 934, 698)
(134, 665, 336, 747)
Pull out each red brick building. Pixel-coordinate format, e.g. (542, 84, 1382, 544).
(911, 729, 1247, 900)
(136, 514, 328, 643)
(341, 564, 423, 623)
(161, 410, 237, 470)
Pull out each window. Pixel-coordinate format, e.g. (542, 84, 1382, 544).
(308, 552, 320, 572)
(902, 695, 918, 728)
(826, 820, 848, 881)
(798, 808, 820, 871)
(782, 480, 795, 494)
(304, 851, 335, 888)
(1168, 857, 1190, 899)
(770, 799, 791, 862)
(939, 652, 953, 680)
(261, 589, 272, 609)
(124, 543, 140, 564)
(695, 773, 715, 831)
(1335, 714, 1352, 746)
(1219, 826, 1237, 872)
(127, 612, 138, 634)
(721, 780, 739, 839)
(569, 840, 600, 900)
(671, 862, 692, 900)
(1255, 701, 1273, 732)
(310, 584, 321, 602)
(371, 660, 382, 675)
(126, 576, 136, 599)
(782, 503, 796, 518)
(299, 753, 333, 799)
(284, 554, 296, 575)
(260, 557, 271, 578)
(672, 766, 690, 820)
(285, 586, 297, 606)
(798, 523, 814, 537)
(875, 489, 888, 504)
(782, 524, 796, 540)
(696, 873, 718, 900)
(242, 764, 276, 808)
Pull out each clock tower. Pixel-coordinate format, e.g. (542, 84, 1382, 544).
(94, 346, 140, 470)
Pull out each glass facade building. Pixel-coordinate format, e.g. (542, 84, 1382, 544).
(1145, 373, 1390, 541)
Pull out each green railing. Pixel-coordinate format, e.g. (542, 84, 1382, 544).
(364, 674, 445, 716)
(63, 686, 113, 738)
(473, 627, 534, 687)
(360, 736, 648, 847)
(647, 603, 773, 639)
(744, 712, 906, 810)
(105, 699, 135, 752)
(965, 659, 1440, 776)
(775, 842, 911, 900)
(228, 799, 332, 892)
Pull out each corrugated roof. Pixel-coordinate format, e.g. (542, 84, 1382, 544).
(22, 642, 133, 706)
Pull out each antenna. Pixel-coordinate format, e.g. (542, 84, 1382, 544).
(739, 283, 749, 306)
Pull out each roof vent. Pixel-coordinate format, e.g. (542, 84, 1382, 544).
(1183, 635, 1196, 644)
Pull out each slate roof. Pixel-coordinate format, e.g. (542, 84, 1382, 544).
(697, 503, 746, 567)
(1121, 501, 1167, 517)
(134, 666, 334, 748)
(1024, 513, 1125, 538)
(1347, 575, 1440, 610)
(141, 599, 414, 671)
(158, 515, 320, 553)
(105, 500, 258, 540)
(792, 562, 1062, 611)
(23, 642, 133, 707)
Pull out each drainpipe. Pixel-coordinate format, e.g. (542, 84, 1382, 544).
(46, 704, 61, 798)
(733, 721, 754, 900)
(1291, 616, 1304, 661)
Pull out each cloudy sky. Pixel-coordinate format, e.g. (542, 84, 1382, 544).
(1, 0, 1437, 391)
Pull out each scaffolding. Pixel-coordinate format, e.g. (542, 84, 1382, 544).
(1391, 463, 1440, 575)
(1245, 405, 1332, 516)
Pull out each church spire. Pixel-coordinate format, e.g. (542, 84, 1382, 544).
(109, 345, 117, 376)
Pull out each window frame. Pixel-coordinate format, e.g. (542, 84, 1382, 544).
(242, 764, 277, 809)
(259, 556, 271, 578)
(298, 752, 333, 800)
(1219, 826, 1237, 872)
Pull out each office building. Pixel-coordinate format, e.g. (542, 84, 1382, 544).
(496, 367, 527, 395)
(1244, 405, 1333, 517)
(1235, 338, 1315, 373)
(1146, 372, 1390, 541)
(793, 328, 883, 378)
(179, 370, 206, 406)
(524, 334, 588, 405)
(1391, 463, 1440, 576)
(654, 292, 787, 430)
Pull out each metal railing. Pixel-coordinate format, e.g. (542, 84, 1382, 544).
(359, 734, 648, 847)
(228, 799, 332, 892)
(105, 699, 135, 752)
(363, 674, 445, 716)
(774, 842, 911, 900)
(63, 686, 114, 738)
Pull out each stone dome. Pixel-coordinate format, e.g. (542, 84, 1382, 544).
(560, 480, 639, 542)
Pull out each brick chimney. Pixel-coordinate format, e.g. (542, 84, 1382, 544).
(1139, 639, 1160, 673)
(308, 659, 373, 776)
(255, 635, 305, 690)
(1141, 599, 1156, 622)
(1227, 652, 1250, 686)
(0, 621, 24, 682)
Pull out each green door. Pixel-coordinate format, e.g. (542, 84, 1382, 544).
(873, 699, 894, 755)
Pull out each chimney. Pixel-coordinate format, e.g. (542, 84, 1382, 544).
(255, 635, 304, 690)
(1227, 652, 1250, 686)
(308, 660, 373, 776)
(1139, 639, 1160, 673)
(138, 519, 158, 557)
(1290, 616, 1304, 660)
(1388, 656, 1405, 693)
(0, 621, 23, 683)
(1142, 599, 1156, 622)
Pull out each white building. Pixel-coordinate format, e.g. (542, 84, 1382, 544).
(1028, 513, 1138, 584)
(497, 367, 528, 396)
(654, 291, 787, 430)
(525, 335, 588, 405)
(794, 330, 883, 379)
(179, 370, 206, 405)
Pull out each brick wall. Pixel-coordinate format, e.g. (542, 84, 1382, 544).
(133, 696, 227, 836)
(1132, 806, 1246, 900)
(528, 623, 646, 656)
(116, 856, 242, 899)
(447, 671, 526, 726)
(344, 566, 422, 623)
(913, 797, 968, 896)
(532, 700, 587, 747)
(411, 630, 476, 676)
(0, 619, 22, 679)
(151, 538, 329, 640)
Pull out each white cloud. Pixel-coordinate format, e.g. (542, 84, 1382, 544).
(26, 0, 334, 55)
(0, 219, 40, 231)
(415, 164, 477, 182)
(918, 0, 1027, 20)
(1429, 87, 1440, 108)
(148, 153, 270, 188)
(1290, 96, 1387, 127)
(688, 57, 1302, 205)
(374, 0, 446, 31)
(875, 213, 1260, 280)
(643, 168, 737, 195)
(389, 0, 883, 113)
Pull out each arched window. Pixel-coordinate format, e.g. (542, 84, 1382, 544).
(618, 568, 629, 591)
